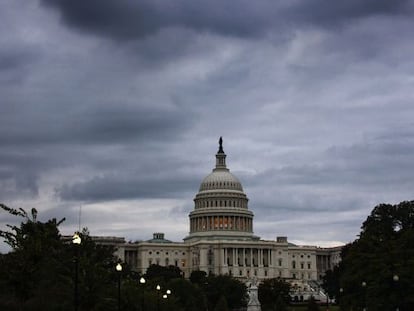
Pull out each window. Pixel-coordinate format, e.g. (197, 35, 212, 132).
(300, 263, 304, 269)
(292, 261, 296, 269)
(278, 259, 282, 267)
(308, 263, 311, 269)
(264, 270, 268, 277)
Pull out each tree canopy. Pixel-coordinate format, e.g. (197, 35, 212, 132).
(258, 277, 291, 311)
(0, 203, 248, 311)
(324, 200, 414, 311)
(0, 204, 119, 310)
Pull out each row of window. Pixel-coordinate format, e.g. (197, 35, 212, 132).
(201, 181, 242, 190)
(227, 257, 270, 267)
(148, 251, 186, 256)
(291, 261, 312, 270)
(148, 258, 186, 267)
(195, 199, 247, 208)
(191, 216, 252, 231)
(291, 254, 312, 259)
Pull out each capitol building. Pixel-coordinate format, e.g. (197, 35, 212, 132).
(108, 138, 341, 284)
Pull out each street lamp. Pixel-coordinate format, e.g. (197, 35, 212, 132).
(362, 281, 367, 311)
(72, 233, 81, 311)
(140, 277, 146, 311)
(156, 285, 161, 311)
(326, 289, 330, 311)
(393, 275, 399, 311)
(116, 263, 122, 311)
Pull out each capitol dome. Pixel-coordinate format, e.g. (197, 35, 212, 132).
(199, 170, 243, 192)
(185, 138, 257, 241)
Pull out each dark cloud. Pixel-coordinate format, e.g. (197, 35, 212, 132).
(0, 101, 192, 146)
(58, 176, 197, 202)
(293, 0, 412, 26)
(2, 0, 414, 249)
(41, 0, 414, 42)
(57, 173, 199, 202)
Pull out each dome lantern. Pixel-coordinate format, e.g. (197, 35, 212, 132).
(215, 136, 227, 170)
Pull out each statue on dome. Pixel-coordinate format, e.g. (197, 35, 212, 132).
(218, 136, 224, 153)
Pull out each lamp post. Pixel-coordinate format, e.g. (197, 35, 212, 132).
(393, 275, 399, 311)
(326, 291, 329, 311)
(116, 263, 122, 311)
(161, 289, 171, 311)
(362, 281, 367, 311)
(72, 233, 81, 311)
(140, 277, 146, 311)
(156, 284, 161, 311)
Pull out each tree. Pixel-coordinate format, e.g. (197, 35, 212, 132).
(145, 264, 183, 281)
(258, 278, 291, 311)
(338, 201, 414, 311)
(75, 229, 120, 310)
(0, 204, 72, 310)
(190, 270, 207, 285)
(214, 295, 229, 311)
(168, 277, 206, 311)
(0, 204, 120, 311)
(321, 265, 340, 302)
(204, 275, 248, 311)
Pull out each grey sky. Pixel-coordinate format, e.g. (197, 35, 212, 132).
(1, 0, 414, 252)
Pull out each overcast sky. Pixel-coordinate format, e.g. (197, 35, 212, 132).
(1, 0, 414, 252)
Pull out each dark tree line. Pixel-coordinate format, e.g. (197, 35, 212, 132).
(323, 200, 414, 311)
(0, 203, 248, 311)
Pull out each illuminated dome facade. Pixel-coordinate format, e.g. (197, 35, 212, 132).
(186, 138, 256, 241)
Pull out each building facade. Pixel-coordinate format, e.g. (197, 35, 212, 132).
(112, 139, 341, 283)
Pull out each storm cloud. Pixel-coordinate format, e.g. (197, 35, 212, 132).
(1, 0, 414, 251)
(41, 0, 413, 40)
